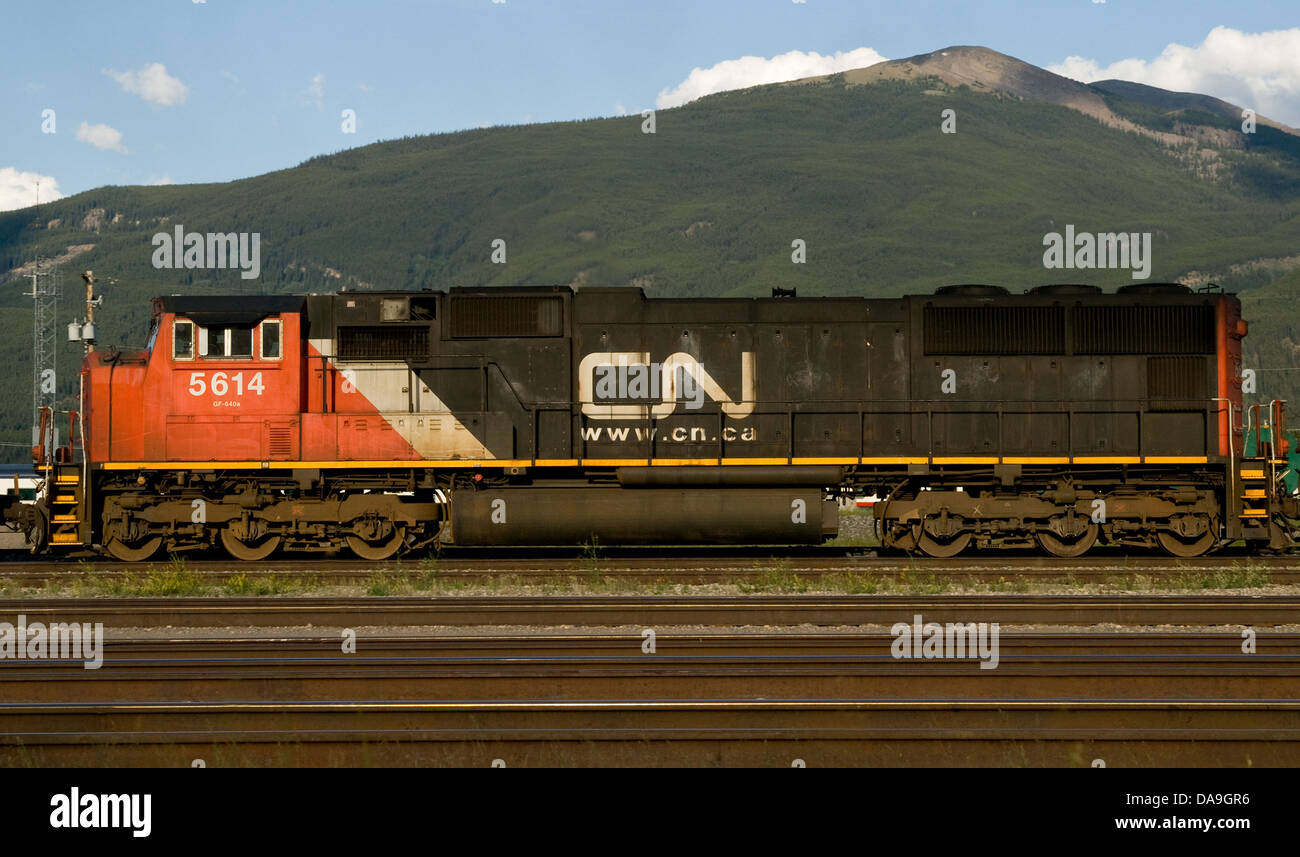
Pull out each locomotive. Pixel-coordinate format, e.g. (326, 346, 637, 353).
(8, 282, 1299, 560)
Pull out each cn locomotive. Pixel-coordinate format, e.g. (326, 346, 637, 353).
(8, 282, 1299, 560)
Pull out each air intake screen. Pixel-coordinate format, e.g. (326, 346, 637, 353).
(923, 305, 1065, 355)
(1074, 305, 1215, 354)
(267, 426, 294, 457)
(448, 296, 564, 338)
(1147, 356, 1208, 400)
(338, 325, 429, 360)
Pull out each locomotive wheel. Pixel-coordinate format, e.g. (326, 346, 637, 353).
(1037, 522, 1099, 558)
(1156, 528, 1216, 558)
(105, 535, 163, 563)
(917, 531, 971, 558)
(347, 525, 406, 561)
(220, 528, 282, 562)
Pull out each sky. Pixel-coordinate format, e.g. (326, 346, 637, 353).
(2, 0, 1299, 211)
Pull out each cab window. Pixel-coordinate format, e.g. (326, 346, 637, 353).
(200, 325, 254, 359)
(260, 319, 282, 360)
(173, 319, 195, 360)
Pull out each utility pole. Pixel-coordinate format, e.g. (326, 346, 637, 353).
(25, 180, 60, 449)
(77, 271, 99, 354)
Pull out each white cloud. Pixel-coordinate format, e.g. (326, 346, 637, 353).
(105, 62, 189, 107)
(0, 167, 65, 212)
(76, 122, 127, 153)
(656, 47, 889, 109)
(147, 175, 174, 186)
(1049, 26, 1300, 126)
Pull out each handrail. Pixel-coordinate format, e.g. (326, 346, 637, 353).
(1268, 399, 1286, 494)
(1212, 397, 1236, 540)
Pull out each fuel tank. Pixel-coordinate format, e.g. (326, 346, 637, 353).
(450, 488, 837, 545)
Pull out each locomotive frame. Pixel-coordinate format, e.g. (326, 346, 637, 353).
(12, 282, 1299, 560)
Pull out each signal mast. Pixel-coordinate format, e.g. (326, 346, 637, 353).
(67, 271, 101, 354)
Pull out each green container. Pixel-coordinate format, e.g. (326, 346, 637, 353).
(1245, 427, 1300, 494)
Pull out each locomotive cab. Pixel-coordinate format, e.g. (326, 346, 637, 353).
(84, 296, 306, 465)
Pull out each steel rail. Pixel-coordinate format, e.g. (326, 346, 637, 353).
(2, 594, 1298, 628)
(3, 700, 1298, 767)
(9, 630, 1298, 657)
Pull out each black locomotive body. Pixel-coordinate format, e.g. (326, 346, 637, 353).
(25, 282, 1298, 560)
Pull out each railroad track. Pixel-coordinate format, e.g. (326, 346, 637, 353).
(4, 626, 1298, 766)
(3, 700, 1297, 767)
(2, 553, 1297, 584)
(4, 597, 1296, 766)
(3, 633, 1298, 704)
(2, 593, 1298, 628)
(17, 630, 1298, 657)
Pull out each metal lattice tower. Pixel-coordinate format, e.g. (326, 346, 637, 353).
(24, 257, 60, 446)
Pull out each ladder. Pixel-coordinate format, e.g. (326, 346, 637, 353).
(1239, 400, 1291, 547)
(47, 464, 84, 546)
(1238, 464, 1271, 524)
(33, 406, 87, 549)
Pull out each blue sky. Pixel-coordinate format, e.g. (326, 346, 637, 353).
(3, 0, 1298, 209)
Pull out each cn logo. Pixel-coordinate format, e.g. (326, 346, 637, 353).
(578, 351, 755, 420)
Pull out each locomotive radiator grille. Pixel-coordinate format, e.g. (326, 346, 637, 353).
(923, 306, 1065, 355)
(338, 326, 430, 359)
(1074, 305, 1215, 354)
(448, 295, 564, 338)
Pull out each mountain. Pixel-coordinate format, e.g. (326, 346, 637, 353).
(2, 45, 1299, 461)
(801, 45, 1125, 121)
(809, 46, 1298, 136)
(1091, 78, 1296, 134)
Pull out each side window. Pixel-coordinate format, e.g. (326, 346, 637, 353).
(206, 327, 225, 357)
(261, 320, 282, 360)
(173, 319, 195, 360)
(228, 326, 253, 358)
(200, 325, 253, 359)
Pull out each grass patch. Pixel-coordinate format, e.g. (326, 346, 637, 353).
(365, 570, 406, 597)
(1158, 561, 1271, 591)
(580, 537, 605, 583)
(895, 566, 952, 595)
(738, 559, 810, 594)
(818, 572, 880, 594)
(0, 549, 1287, 600)
(220, 573, 295, 597)
(980, 576, 1032, 594)
(134, 555, 209, 597)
